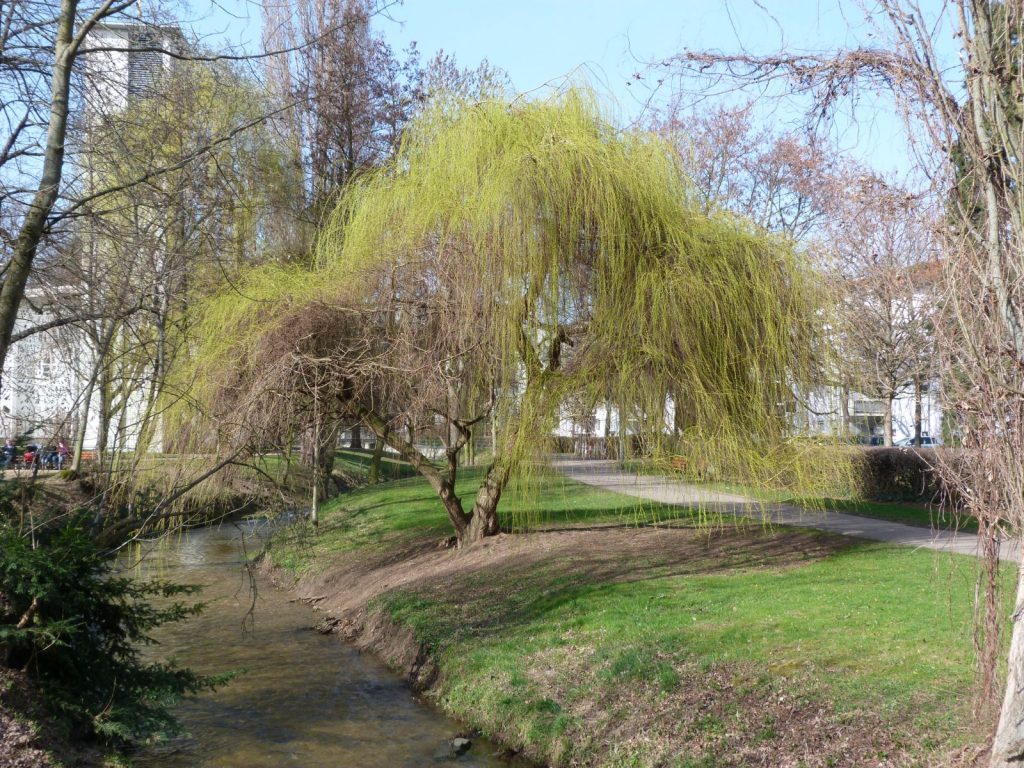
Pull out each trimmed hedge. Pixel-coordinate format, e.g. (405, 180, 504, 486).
(858, 447, 949, 502)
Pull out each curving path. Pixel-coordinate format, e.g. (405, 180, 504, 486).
(555, 458, 1020, 562)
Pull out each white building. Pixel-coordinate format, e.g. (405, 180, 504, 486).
(0, 23, 181, 450)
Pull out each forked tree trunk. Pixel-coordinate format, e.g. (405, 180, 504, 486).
(351, 404, 506, 546)
(990, 558, 1024, 767)
(464, 462, 508, 543)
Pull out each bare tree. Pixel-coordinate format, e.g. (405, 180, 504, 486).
(826, 174, 937, 445)
(650, 101, 843, 240)
(0, 0, 138, 386)
(660, 2, 1024, 762)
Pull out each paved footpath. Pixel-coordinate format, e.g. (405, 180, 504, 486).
(555, 458, 1020, 562)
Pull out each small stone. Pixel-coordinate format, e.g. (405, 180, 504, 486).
(449, 737, 472, 756)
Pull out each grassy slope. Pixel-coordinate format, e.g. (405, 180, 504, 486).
(271, 467, 1007, 767)
(334, 448, 422, 482)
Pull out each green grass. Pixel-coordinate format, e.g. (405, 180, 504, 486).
(268, 466, 708, 573)
(808, 498, 979, 534)
(334, 448, 422, 481)
(270, 468, 1006, 766)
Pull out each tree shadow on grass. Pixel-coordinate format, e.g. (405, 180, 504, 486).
(378, 526, 867, 649)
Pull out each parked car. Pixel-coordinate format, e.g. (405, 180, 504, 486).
(894, 435, 942, 447)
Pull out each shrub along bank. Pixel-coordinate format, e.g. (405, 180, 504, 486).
(266, 467, 1008, 768)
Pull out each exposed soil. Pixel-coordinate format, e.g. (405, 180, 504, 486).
(265, 522, 985, 767)
(285, 524, 851, 619)
(0, 669, 104, 768)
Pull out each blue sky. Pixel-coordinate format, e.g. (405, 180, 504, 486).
(193, 0, 953, 177)
(382, 0, 950, 177)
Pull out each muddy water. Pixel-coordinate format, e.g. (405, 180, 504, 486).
(129, 522, 520, 768)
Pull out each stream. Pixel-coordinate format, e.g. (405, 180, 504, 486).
(127, 521, 522, 768)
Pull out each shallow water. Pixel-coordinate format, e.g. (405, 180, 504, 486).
(129, 522, 520, 768)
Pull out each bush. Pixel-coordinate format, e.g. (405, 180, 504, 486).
(0, 519, 219, 745)
(858, 447, 947, 502)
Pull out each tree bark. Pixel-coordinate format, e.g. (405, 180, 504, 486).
(350, 403, 473, 538)
(71, 369, 96, 474)
(990, 559, 1024, 767)
(349, 423, 362, 450)
(464, 461, 508, 543)
(368, 427, 387, 484)
(0, 0, 78, 388)
(913, 376, 923, 447)
(883, 396, 894, 447)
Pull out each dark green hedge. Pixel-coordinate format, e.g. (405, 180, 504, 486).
(858, 447, 948, 502)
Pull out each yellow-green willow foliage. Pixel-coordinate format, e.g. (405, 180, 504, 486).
(186, 89, 857, 536)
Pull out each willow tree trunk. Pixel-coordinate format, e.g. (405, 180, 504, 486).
(465, 462, 508, 543)
(349, 423, 362, 450)
(368, 428, 387, 484)
(990, 560, 1024, 767)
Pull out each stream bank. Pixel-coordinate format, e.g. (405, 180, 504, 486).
(265, 468, 998, 768)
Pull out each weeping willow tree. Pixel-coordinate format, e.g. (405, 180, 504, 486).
(185, 89, 852, 544)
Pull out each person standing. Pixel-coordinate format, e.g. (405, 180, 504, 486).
(57, 439, 70, 469)
(1, 438, 16, 469)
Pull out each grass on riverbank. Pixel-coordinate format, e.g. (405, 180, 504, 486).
(269, 467, 1006, 767)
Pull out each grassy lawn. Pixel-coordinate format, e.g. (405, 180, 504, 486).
(269, 466, 706, 573)
(808, 498, 979, 534)
(269, 467, 1007, 767)
(334, 448, 422, 481)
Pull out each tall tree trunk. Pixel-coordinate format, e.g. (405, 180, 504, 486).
(97, 364, 111, 458)
(310, 415, 320, 528)
(990, 558, 1024, 767)
(839, 382, 850, 437)
(301, 419, 340, 499)
(0, 0, 80, 388)
(368, 428, 386, 484)
(71, 366, 97, 473)
(883, 396, 893, 447)
(913, 376, 923, 447)
(349, 423, 362, 450)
